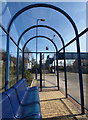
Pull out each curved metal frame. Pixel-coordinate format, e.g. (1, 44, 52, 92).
(17, 25, 65, 78)
(22, 35, 58, 77)
(17, 25, 67, 96)
(6, 3, 84, 113)
(23, 36, 58, 51)
(17, 25, 64, 45)
(22, 35, 58, 90)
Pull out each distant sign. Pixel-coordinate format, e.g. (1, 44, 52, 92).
(46, 46, 48, 50)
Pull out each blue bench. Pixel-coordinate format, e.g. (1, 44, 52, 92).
(0, 78, 42, 119)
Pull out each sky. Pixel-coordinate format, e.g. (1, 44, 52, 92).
(0, 2, 87, 61)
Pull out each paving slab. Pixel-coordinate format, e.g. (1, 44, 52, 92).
(39, 90, 88, 120)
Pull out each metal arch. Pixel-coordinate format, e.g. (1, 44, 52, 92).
(7, 3, 69, 90)
(17, 25, 67, 94)
(22, 36, 58, 51)
(22, 35, 57, 75)
(17, 25, 64, 46)
(6, 3, 84, 113)
(7, 3, 79, 33)
(22, 35, 59, 90)
(17, 25, 65, 81)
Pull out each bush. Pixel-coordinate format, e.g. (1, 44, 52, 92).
(24, 70, 33, 86)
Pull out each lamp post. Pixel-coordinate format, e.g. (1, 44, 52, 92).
(52, 35, 55, 73)
(36, 19, 45, 80)
(52, 34, 55, 41)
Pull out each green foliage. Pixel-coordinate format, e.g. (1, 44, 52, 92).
(31, 64, 40, 73)
(48, 66, 51, 73)
(2, 62, 6, 87)
(24, 70, 33, 86)
(59, 66, 64, 71)
(19, 59, 22, 74)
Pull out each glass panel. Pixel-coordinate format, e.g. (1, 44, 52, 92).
(43, 53, 57, 88)
(82, 58, 88, 109)
(65, 41, 80, 103)
(59, 60, 65, 92)
(2, 2, 85, 47)
(24, 53, 35, 86)
(66, 59, 80, 102)
(80, 32, 88, 109)
(9, 40, 18, 88)
(1, 2, 86, 111)
(0, 28, 7, 92)
(9, 52, 17, 88)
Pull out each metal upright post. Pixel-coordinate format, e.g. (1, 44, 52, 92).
(56, 53, 59, 90)
(43, 54, 45, 85)
(17, 47, 19, 82)
(63, 51, 67, 98)
(5, 34, 9, 90)
(36, 20, 38, 80)
(52, 35, 55, 73)
(40, 53, 42, 91)
(36, 19, 45, 80)
(22, 52, 24, 78)
(76, 35, 84, 114)
(54, 60, 55, 73)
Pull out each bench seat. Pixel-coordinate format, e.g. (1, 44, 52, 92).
(16, 102, 41, 119)
(21, 90, 40, 105)
(0, 93, 15, 119)
(12, 79, 40, 105)
(1, 78, 42, 119)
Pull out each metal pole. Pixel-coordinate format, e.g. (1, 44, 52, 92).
(43, 54, 45, 85)
(63, 51, 67, 98)
(36, 19, 45, 80)
(52, 35, 55, 73)
(22, 52, 24, 78)
(56, 53, 59, 90)
(5, 34, 9, 90)
(17, 47, 19, 82)
(40, 53, 42, 91)
(54, 60, 55, 73)
(76, 34, 84, 114)
(36, 20, 38, 80)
